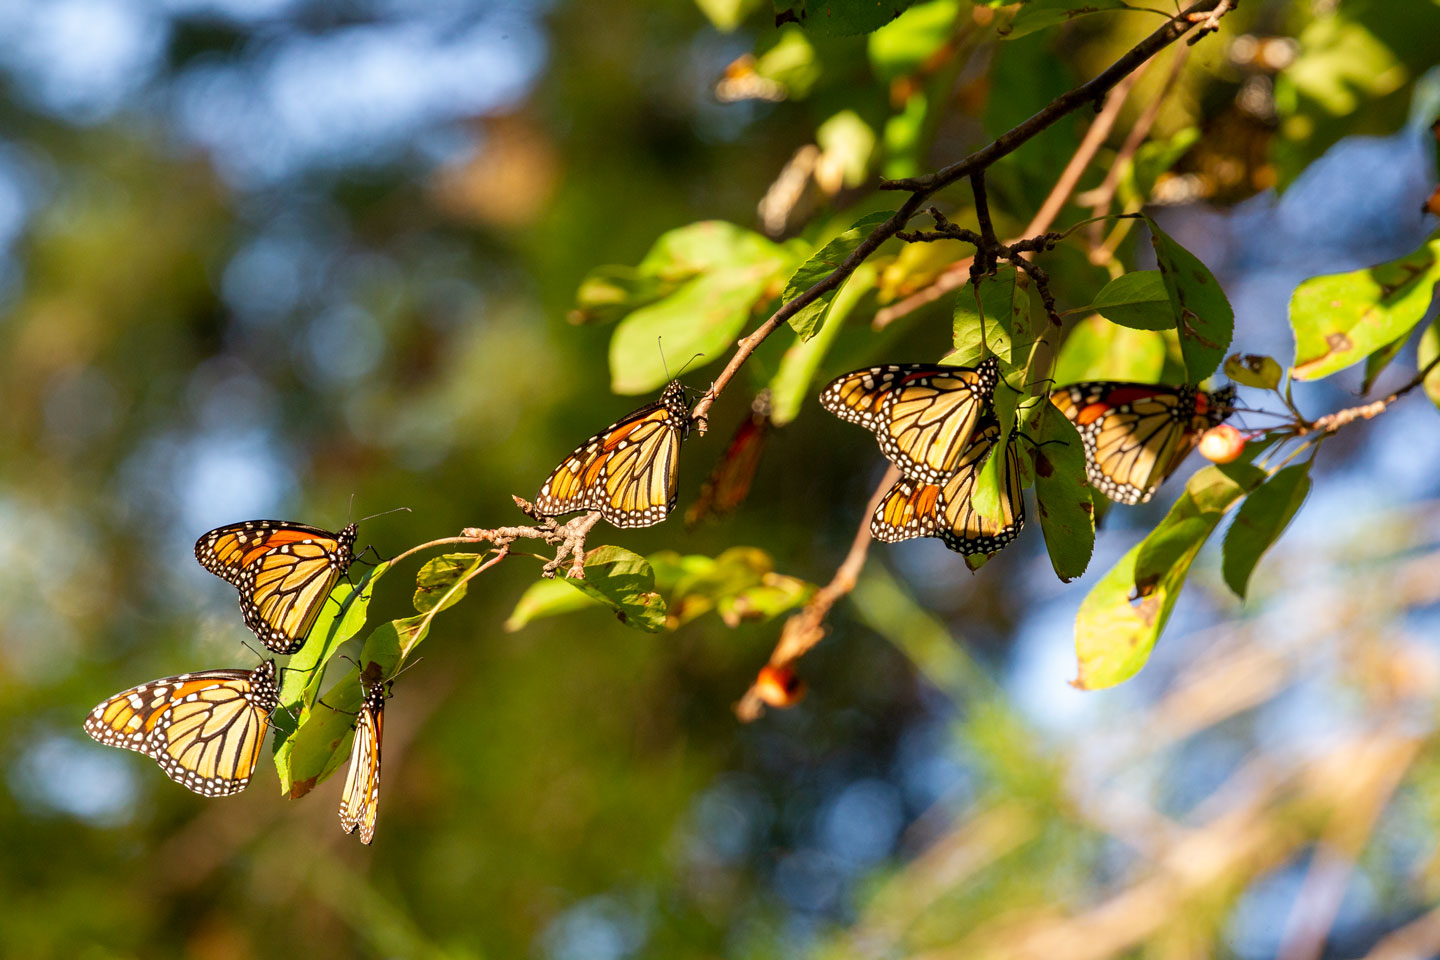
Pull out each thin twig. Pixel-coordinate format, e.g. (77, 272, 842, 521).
(1298, 353, 1440, 436)
(691, 0, 1226, 425)
(735, 464, 900, 722)
(460, 500, 607, 579)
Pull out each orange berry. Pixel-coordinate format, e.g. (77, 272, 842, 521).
(753, 665, 806, 709)
(1199, 424, 1245, 463)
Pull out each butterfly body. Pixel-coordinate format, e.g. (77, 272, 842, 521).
(339, 677, 386, 844)
(84, 660, 279, 797)
(536, 380, 691, 529)
(196, 520, 358, 654)
(870, 419, 1025, 556)
(1051, 382, 1236, 504)
(821, 359, 999, 483)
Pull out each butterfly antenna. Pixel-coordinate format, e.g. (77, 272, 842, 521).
(348, 492, 356, 525)
(355, 506, 412, 525)
(387, 656, 425, 686)
(239, 639, 267, 665)
(658, 336, 672, 383)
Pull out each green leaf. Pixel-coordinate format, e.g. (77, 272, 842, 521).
(752, 27, 822, 99)
(1290, 231, 1440, 381)
(412, 553, 486, 614)
(1421, 316, 1440, 411)
(1053, 315, 1169, 384)
(1074, 464, 1264, 690)
(1222, 464, 1312, 599)
(785, 211, 893, 340)
(610, 222, 796, 394)
(970, 379, 1022, 527)
(1076, 271, 1174, 331)
(1147, 218, 1234, 382)
(774, 0, 916, 36)
(1224, 353, 1283, 390)
(1001, 0, 1126, 41)
(1031, 403, 1094, 581)
(947, 265, 1034, 378)
(816, 111, 876, 190)
(569, 266, 681, 326)
(273, 672, 362, 798)
(504, 578, 601, 632)
(868, 0, 961, 81)
(770, 261, 877, 425)
(559, 546, 667, 632)
(275, 560, 392, 719)
(695, 0, 763, 31)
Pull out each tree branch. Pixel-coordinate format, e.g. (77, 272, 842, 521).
(689, 0, 1227, 430)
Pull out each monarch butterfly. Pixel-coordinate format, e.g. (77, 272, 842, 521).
(685, 389, 771, 528)
(195, 520, 358, 655)
(870, 419, 1025, 556)
(1050, 382, 1237, 505)
(339, 675, 386, 845)
(820, 358, 999, 483)
(535, 380, 691, 529)
(83, 660, 279, 797)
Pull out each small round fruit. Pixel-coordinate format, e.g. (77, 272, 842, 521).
(1199, 424, 1245, 463)
(753, 664, 806, 708)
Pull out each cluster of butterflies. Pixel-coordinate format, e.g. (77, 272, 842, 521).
(822, 358, 1237, 554)
(81, 359, 1234, 841)
(84, 518, 387, 843)
(526, 354, 1236, 552)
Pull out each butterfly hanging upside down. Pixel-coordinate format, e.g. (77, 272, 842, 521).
(869, 417, 1025, 556)
(535, 380, 693, 529)
(820, 358, 1000, 483)
(339, 673, 387, 845)
(195, 519, 359, 655)
(1050, 381, 1237, 505)
(83, 660, 280, 797)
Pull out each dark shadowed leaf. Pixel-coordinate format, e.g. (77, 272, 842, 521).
(1074, 464, 1264, 689)
(1031, 403, 1094, 581)
(775, 0, 915, 36)
(1001, 0, 1127, 40)
(1148, 217, 1234, 382)
(1222, 463, 1312, 599)
(1290, 231, 1440, 381)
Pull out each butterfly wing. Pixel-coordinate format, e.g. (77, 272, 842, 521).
(340, 682, 384, 844)
(1052, 382, 1232, 505)
(821, 361, 998, 483)
(870, 478, 943, 542)
(84, 661, 279, 797)
(535, 381, 689, 529)
(935, 426, 1024, 556)
(195, 521, 357, 654)
(686, 408, 769, 527)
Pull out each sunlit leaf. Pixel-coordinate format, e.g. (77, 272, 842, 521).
(1222, 463, 1312, 599)
(947, 265, 1033, 378)
(695, 0, 764, 31)
(1224, 353, 1283, 390)
(816, 111, 876, 190)
(1421, 316, 1440, 411)
(1031, 403, 1094, 581)
(1053, 315, 1168, 384)
(1074, 464, 1264, 690)
(868, 0, 960, 80)
(275, 560, 391, 719)
(569, 266, 681, 326)
(1290, 231, 1440, 381)
(1075, 270, 1173, 331)
(1147, 217, 1234, 382)
(784, 210, 893, 340)
(412, 553, 486, 614)
(273, 671, 362, 799)
(610, 222, 796, 394)
(559, 545, 667, 632)
(505, 578, 601, 632)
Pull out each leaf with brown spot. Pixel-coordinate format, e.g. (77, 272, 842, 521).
(1291, 230, 1440, 381)
(1147, 217, 1234, 381)
(1029, 402, 1093, 582)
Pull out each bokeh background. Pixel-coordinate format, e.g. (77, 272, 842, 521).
(2, 0, 1440, 957)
